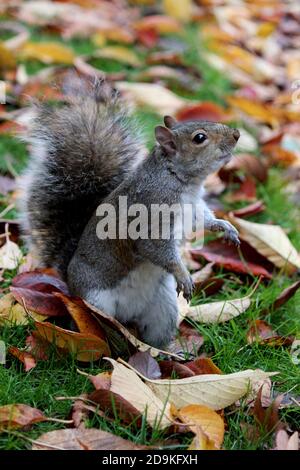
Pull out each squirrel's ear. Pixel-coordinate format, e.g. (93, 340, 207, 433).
(155, 126, 176, 156)
(164, 115, 177, 129)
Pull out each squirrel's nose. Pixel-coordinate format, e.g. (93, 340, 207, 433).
(233, 129, 240, 142)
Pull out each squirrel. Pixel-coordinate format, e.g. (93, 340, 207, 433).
(20, 77, 240, 348)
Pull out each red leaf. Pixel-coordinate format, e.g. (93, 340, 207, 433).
(159, 360, 195, 379)
(12, 271, 69, 294)
(10, 286, 69, 317)
(8, 346, 36, 372)
(176, 102, 229, 122)
(226, 177, 257, 202)
(191, 240, 273, 278)
(232, 201, 265, 218)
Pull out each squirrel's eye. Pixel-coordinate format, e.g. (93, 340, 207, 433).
(192, 133, 207, 145)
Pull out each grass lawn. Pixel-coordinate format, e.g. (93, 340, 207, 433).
(0, 21, 299, 450)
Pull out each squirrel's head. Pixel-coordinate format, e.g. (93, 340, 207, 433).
(155, 116, 240, 179)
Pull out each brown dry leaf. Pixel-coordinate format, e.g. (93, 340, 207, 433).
(8, 346, 36, 372)
(229, 215, 300, 274)
(20, 42, 74, 64)
(219, 154, 268, 183)
(0, 293, 47, 326)
(0, 404, 46, 431)
(272, 281, 300, 311)
(106, 358, 172, 429)
(186, 358, 223, 376)
(159, 360, 195, 379)
(253, 387, 285, 433)
(246, 320, 294, 348)
(176, 102, 229, 123)
(116, 81, 187, 115)
(34, 320, 110, 362)
(177, 404, 224, 449)
(11, 287, 68, 318)
(32, 428, 149, 450)
(71, 394, 89, 429)
(84, 299, 182, 360)
(274, 430, 299, 451)
(55, 293, 107, 340)
(178, 290, 252, 324)
(88, 389, 142, 426)
(113, 358, 277, 411)
(232, 201, 265, 218)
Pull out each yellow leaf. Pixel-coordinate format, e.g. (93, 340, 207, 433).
(20, 42, 74, 64)
(0, 42, 16, 70)
(95, 46, 141, 67)
(177, 404, 224, 449)
(0, 293, 47, 326)
(163, 0, 193, 22)
(34, 320, 110, 362)
(227, 96, 280, 128)
(188, 426, 218, 450)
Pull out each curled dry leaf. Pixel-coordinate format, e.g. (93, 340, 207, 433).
(185, 358, 222, 375)
(55, 293, 107, 340)
(88, 371, 111, 391)
(33, 320, 111, 362)
(10, 286, 69, 318)
(0, 404, 46, 431)
(32, 428, 149, 451)
(8, 345, 36, 372)
(178, 290, 252, 324)
(229, 215, 300, 274)
(232, 200, 265, 218)
(177, 404, 224, 449)
(110, 358, 277, 412)
(272, 280, 300, 312)
(191, 240, 273, 278)
(253, 387, 285, 433)
(247, 320, 294, 347)
(12, 271, 69, 294)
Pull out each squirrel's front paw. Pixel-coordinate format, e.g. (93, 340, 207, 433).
(211, 220, 240, 246)
(176, 275, 195, 302)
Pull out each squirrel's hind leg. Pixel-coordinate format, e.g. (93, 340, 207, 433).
(137, 273, 178, 349)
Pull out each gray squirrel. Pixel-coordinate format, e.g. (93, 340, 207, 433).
(20, 78, 240, 348)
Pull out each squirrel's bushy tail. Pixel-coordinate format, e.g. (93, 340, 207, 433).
(19, 77, 146, 276)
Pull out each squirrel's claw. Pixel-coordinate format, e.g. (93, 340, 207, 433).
(177, 276, 195, 302)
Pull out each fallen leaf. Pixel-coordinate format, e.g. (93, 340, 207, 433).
(115, 358, 277, 411)
(95, 46, 141, 67)
(55, 293, 107, 340)
(185, 358, 223, 376)
(232, 201, 265, 218)
(162, 0, 193, 22)
(176, 102, 229, 122)
(229, 215, 300, 274)
(0, 293, 47, 326)
(11, 287, 69, 317)
(247, 320, 294, 347)
(88, 371, 111, 391)
(253, 387, 285, 433)
(159, 361, 195, 379)
(191, 240, 273, 278)
(20, 42, 74, 64)
(12, 271, 69, 294)
(71, 394, 89, 429)
(33, 320, 110, 362)
(116, 81, 187, 115)
(32, 428, 149, 450)
(128, 351, 161, 380)
(272, 281, 300, 311)
(225, 177, 257, 202)
(177, 404, 224, 449)
(0, 404, 45, 431)
(106, 358, 172, 429)
(134, 15, 181, 35)
(0, 237, 22, 270)
(8, 346, 36, 372)
(88, 389, 142, 426)
(178, 290, 252, 324)
(188, 426, 218, 450)
(219, 154, 268, 183)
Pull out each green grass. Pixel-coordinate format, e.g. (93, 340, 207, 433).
(0, 22, 299, 451)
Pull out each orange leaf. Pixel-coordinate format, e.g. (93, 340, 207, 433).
(33, 320, 110, 362)
(0, 404, 45, 431)
(8, 346, 36, 372)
